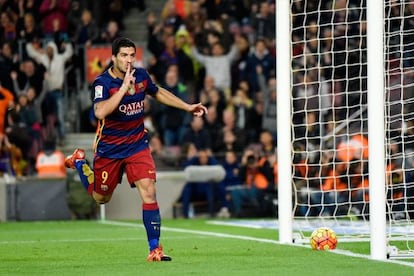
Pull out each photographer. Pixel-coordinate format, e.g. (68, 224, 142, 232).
(229, 148, 274, 217)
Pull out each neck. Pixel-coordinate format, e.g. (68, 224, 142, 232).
(111, 67, 124, 79)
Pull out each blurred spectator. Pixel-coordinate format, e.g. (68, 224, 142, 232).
(184, 0, 206, 35)
(250, 1, 275, 42)
(387, 154, 412, 219)
(147, 13, 194, 86)
(214, 128, 244, 158)
(16, 12, 44, 48)
(159, 33, 194, 86)
(230, 34, 251, 92)
(204, 105, 223, 154)
(192, 40, 239, 99)
(0, 0, 18, 19)
(0, 10, 17, 43)
(15, 92, 40, 173)
(0, 40, 19, 92)
(229, 148, 275, 217)
(200, 0, 219, 20)
(18, 0, 41, 22)
(146, 54, 166, 85)
(200, 86, 226, 123)
(199, 26, 222, 55)
(306, 160, 349, 216)
(257, 129, 276, 156)
(161, 0, 184, 33)
(159, 66, 190, 146)
(5, 106, 31, 175)
(182, 116, 212, 151)
(13, 76, 48, 160)
(180, 148, 219, 218)
(259, 75, 276, 137)
(39, 0, 70, 38)
(107, 0, 125, 31)
(49, 15, 70, 52)
(35, 138, 66, 178)
(216, 0, 250, 22)
(216, 149, 242, 218)
(350, 160, 369, 217)
(214, 108, 247, 155)
(174, 26, 198, 89)
(11, 58, 44, 101)
(165, 0, 192, 20)
(294, 111, 321, 151)
(67, 0, 84, 39)
(26, 39, 73, 143)
(292, 72, 320, 126)
(231, 87, 259, 144)
(179, 141, 197, 167)
(71, 8, 99, 82)
(146, 11, 166, 58)
(72, 9, 100, 47)
(96, 19, 122, 44)
(244, 38, 275, 94)
(198, 76, 226, 114)
(240, 17, 256, 45)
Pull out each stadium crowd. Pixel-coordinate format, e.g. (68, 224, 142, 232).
(1, 0, 411, 219)
(0, 0, 277, 218)
(2, 0, 411, 219)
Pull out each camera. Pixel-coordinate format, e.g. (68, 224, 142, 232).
(247, 155, 256, 165)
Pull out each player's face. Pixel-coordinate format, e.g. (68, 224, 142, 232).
(113, 46, 136, 75)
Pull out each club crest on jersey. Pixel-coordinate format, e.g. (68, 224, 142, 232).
(128, 85, 135, 95)
(94, 85, 103, 99)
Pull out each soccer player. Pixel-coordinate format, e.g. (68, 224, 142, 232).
(65, 37, 207, 262)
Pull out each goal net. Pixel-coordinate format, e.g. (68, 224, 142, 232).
(284, 0, 414, 258)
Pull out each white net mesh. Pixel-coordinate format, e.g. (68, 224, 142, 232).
(384, 0, 414, 256)
(289, 0, 414, 255)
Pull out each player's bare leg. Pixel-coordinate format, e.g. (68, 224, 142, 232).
(92, 193, 112, 204)
(136, 178, 172, 262)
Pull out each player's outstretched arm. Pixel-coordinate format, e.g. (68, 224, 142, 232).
(154, 87, 208, 117)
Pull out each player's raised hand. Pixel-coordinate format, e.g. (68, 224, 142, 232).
(123, 63, 136, 94)
(188, 103, 208, 117)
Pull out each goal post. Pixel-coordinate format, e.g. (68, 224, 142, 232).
(277, 0, 414, 260)
(366, 0, 387, 260)
(277, 0, 293, 245)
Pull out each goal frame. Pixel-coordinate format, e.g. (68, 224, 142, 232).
(276, 0, 387, 260)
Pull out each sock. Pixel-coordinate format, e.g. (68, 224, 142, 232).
(142, 202, 161, 251)
(74, 159, 94, 195)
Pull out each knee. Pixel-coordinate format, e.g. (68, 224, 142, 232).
(93, 193, 112, 204)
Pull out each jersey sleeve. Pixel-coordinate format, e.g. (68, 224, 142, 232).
(91, 76, 110, 104)
(137, 68, 159, 96)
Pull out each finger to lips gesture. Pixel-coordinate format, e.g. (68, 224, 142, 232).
(124, 63, 136, 93)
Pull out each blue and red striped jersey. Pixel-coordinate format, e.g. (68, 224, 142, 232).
(91, 67, 158, 159)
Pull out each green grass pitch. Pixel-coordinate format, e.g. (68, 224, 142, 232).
(0, 219, 413, 275)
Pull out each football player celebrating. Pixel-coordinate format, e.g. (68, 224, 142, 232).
(65, 37, 207, 261)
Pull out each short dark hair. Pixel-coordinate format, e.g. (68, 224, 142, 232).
(112, 37, 136, 55)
